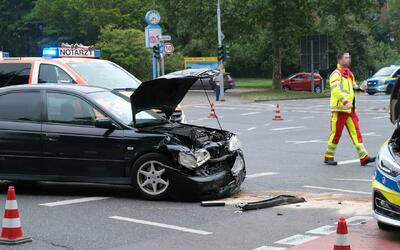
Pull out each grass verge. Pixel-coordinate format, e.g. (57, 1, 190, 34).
(235, 78, 272, 89)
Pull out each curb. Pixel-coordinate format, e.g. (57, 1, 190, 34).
(253, 95, 330, 102)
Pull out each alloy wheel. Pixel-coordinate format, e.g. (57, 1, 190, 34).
(137, 160, 169, 196)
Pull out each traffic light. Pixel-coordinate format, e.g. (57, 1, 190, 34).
(217, 45, 230, 61)
(224, 45, 230, 59)
(153, 45, 160, 59)
(217, 45, 224, 61)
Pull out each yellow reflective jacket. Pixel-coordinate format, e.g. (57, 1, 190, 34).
(329, 64, 355, 113)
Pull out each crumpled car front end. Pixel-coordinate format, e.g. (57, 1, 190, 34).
(141, 124, 246, 200)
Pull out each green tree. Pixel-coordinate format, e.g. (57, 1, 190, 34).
(96, 26, 152, 81)
(32, 0, 153, 46)
(0, 0, 40, 56)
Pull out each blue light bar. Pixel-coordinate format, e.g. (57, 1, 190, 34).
(0, 52, 9, 58)
(42, 47, 59, 58)
(42, 46, 101, 58)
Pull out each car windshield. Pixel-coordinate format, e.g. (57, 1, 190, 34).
(373, 67, 397, 77)
(88, 91, 167, 127)
(67, 61, 141, 89)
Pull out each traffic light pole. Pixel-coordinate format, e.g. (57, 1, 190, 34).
(152, 52, 157, 79)
(217, 0, 225, 101)
(160, 53, 165, 76)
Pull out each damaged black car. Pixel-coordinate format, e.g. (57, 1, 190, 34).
(0, 76, 245, 200)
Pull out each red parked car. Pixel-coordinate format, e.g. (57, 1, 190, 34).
(281, 72, 323, 93)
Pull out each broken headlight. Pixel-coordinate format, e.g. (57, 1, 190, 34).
(178, 149, 211, 169)
(228, 135, 242, 152)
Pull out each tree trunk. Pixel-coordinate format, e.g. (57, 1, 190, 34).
(272, 45, 282, 90)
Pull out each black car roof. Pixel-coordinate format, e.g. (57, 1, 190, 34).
(0, 84, 108, 94)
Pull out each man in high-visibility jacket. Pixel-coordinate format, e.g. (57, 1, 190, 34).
(324, 52, 376, 166)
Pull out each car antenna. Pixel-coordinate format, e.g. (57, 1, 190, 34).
(199, 77, 223, 130)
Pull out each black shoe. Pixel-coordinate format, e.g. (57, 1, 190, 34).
(361, 156, 376, 166)
(324, 159, 338, 166)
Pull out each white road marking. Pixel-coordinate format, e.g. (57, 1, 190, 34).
(362, 132, 381, 137)
(274, 234, 319, 245)
(337, 159, 359, 165)
(109, 216, 212, 235)
(246, 172, 279, 179)
(240, 112, 261, 116)
(264, 123, 271, 126)
(303, 185, 371, 195)
(301, 116, 314, 119)
(248, 127, 257, 131)
(40, 197, 109, 207)
(251, 103, 277, 108)
(271, 126, 304, 131)
(306, 225, 336, 235)
(286, 139, 324, 144)
(344, 216, 373, 225)
(253, 247, 287, 250)
(333, 178, 371, 182)
(372, 115, 389, 120)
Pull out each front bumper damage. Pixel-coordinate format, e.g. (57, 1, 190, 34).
(168, 152, 246, 200)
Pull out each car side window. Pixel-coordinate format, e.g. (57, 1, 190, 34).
(0, 92, 41, 122)
(0, 63, 31, 87)
(293, 74, 306, 80)
(39, 64, 74, 84)
(307, 74, 318, 80)
(46, 92, 103, 126)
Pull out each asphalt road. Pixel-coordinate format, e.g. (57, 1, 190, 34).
(0, 91, 398, 250)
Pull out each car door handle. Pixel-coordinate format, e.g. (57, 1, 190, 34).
(45, 134, 60, 142)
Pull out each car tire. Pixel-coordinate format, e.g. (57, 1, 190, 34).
(282, 86, 290, 91)
(377, 221, 399, 231)
(367, 92, 375, 95)
(314, 86, 322, 93)
(386, 85, 393, 95)
(131, 153, 172, 200)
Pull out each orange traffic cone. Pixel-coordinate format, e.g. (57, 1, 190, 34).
(208, 102, 218, 118)
(0, 186, 31, 245)
(273, 104, 283, 120)
(333, 217, 351, 250)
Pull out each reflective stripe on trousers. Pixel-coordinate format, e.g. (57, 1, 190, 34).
(325, 111, 368, 159)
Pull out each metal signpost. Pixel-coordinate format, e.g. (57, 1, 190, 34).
(145, 11, 174, 78)
(145, 10, 162, 79)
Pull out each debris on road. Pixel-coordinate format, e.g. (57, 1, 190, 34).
(236, 195, 306, 211)
(201, 201, 226, 207)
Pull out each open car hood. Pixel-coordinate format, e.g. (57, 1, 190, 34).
(130, 76, 198, 117)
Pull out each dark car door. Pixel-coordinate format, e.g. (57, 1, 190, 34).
(42, 91, 126, 177)
(0, 91, 43, 175)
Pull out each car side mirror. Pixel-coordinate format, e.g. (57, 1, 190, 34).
(95, 117, 115, 129)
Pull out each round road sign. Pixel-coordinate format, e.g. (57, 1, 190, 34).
(163, 43, 175, 55)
